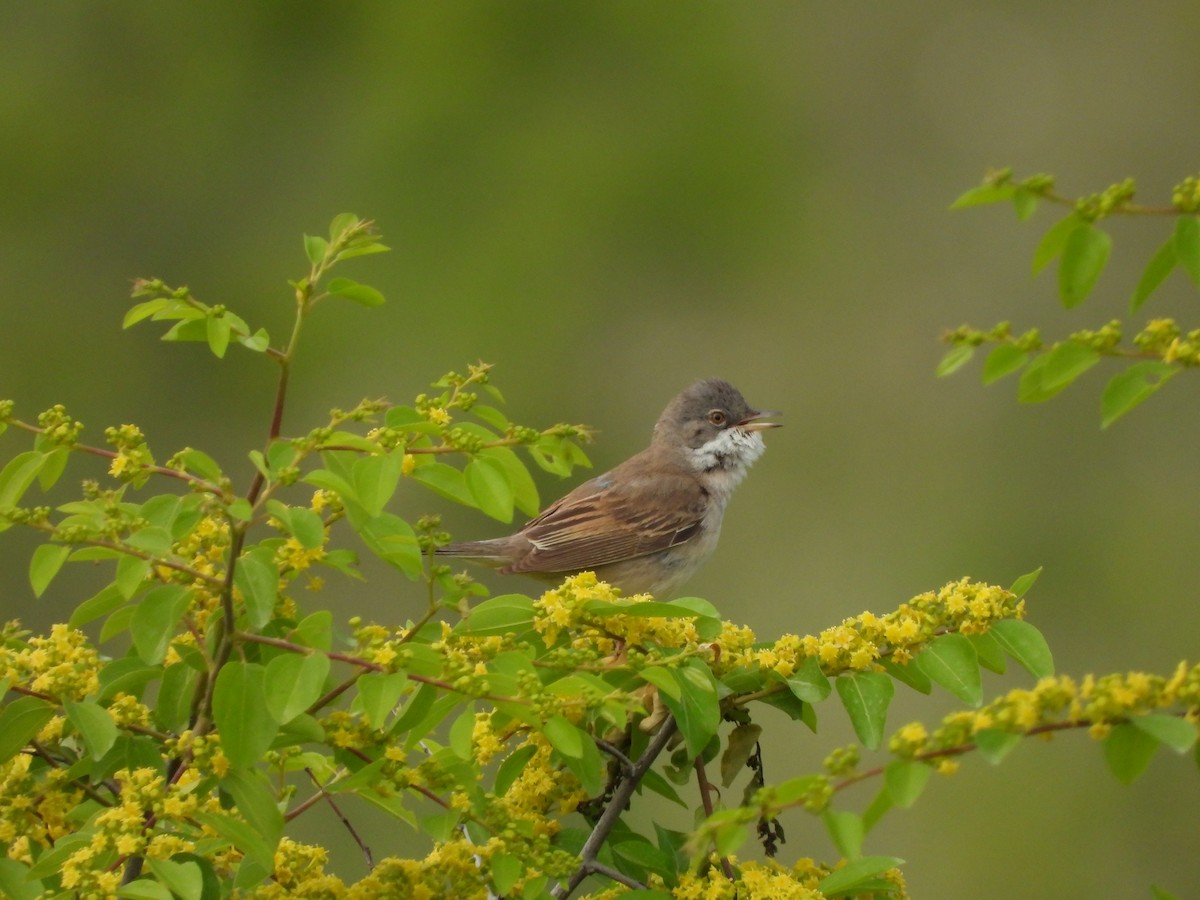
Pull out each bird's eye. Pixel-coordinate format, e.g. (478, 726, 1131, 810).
(707, 409, 727, 426)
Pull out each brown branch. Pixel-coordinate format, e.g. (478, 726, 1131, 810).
(694, 755, 736, 881)
(7, 419, 222, 493)
(551, 718, 678, 899)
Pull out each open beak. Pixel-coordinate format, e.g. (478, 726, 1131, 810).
(738, 409, 781, 432)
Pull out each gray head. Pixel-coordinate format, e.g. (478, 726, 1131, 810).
(653, 378, 777, 451)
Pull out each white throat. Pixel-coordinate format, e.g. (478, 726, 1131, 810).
(688, 428, 766, 499)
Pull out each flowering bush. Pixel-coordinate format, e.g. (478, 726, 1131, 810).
(0, 211, 1195, 900)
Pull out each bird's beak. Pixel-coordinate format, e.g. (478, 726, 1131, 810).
(738, 409, 781, 432)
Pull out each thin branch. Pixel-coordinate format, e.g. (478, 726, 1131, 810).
(305, 767, 373, 871)
(6, 419, 223, 494)
(593, 738, 634, 775)
(694, 755, 735, 881)
(551, 718, 678, 899)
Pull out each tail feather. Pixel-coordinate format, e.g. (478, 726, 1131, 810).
(436, 539, 513, 567)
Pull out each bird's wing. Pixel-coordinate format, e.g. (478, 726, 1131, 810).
(504, 462, 707, 575)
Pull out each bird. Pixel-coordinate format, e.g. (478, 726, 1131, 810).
(436, 378, 779, 596)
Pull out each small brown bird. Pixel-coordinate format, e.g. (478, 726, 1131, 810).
(437, 379, 779, 596)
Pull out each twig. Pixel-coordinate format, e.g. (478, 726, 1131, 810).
(306, 767, 373, 870)
(694, 755, 735, 881)
(551, 718, 678, 899)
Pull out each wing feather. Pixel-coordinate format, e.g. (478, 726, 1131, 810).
(503, 459, 706, 575)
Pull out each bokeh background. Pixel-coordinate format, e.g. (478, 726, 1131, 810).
(3, 2, 1199, 896)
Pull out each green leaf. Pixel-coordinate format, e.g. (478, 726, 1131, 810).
(347, 510, 422, 580)
(719, 723, 762, 787)
(465, 456, 516, 523)
(37, 446, 69, 491)
(328, 212, 360, 239)
(969, 630, 1007, 674)
(123, 297, 170, 328)
(974, 728, 1022, 764)
(639, 666, 682, 701)
(884, 760, 932, 808)
(264, 652, 330, 724)
(1011, 187, 1039, 221)
(0, 696, 56, 764)
(935, 344, 974, 378)
(822, 809, 864, 860)
(162, 317, 210, 343)
(878, 657, 931, 694)
(116, 552, 151, 599)
(480, 446, 539, 517)
(1058, 223, 1111, 307)
(949, 182, 1015, 209)
(291, 609, 333, 651)
(1174, 215, 1200, 287)
(130, 585, 192, 665)
(219, 768, 284, 858)
(411, 461, 477, 508)
(194, 810, 277, 873)
(784, 655, 831, 703)
(0, 450, 45, 511)
(640, 767, 687, 806)
(327, 277, 385, 307)
(356, 671, 409, 728)
(29, 543, 70, 598)
(455, 594, 536, 637)
(659, 659, 721, 758)
(1018, 342, 1100, 404)
(835, 671, 894, 750)
(146, 858, 203, 900)
(352, 451, 403, 518)
(495, 745, 539, 796)
(1152, 885, 1182, 900)
(0, 859, 41, 900)
(543, 714, 585, 759)
(238, 328, 271, 352)
(613, 838, 674, 881)
(817, 855, 905, 897)
(1101, 362, 1177, 428)
(1032, 213, 1082, 275)
(449, 705, 476, 759)
(63, 699, 119, 760)
(1009, 566, 1042, 597)
(860, 786, 893, 834)
(206, 315, 231, 358)
(1104, 722, 1159, 784)
(914, 633, 982, 706)
(212, 662, 277, 768)
(126, 525, 172, 556)
(233, 547, 280, 629)
(1131, 714, 1196, 754)
(1131, 236, 1178, 312)
(267, 502, 326, 550)
(989, 619, 1054, 678)
(303, 233, 328, 266)
(303, 467, 356, 502)
(490, 853, 523, 896)
(982, 344, 1029, 385)
(154, 662, 199, 733)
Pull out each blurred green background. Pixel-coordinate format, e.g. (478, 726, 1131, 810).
(3, 2, 1199, 896)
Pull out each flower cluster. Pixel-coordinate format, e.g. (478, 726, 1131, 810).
(533, 572, 703, 651)
(889, 661, 1200, 760)
(583, 856, 908, 900)
(1, 621, 102, 701)
(0, 753, 84, 862)
(106, 422, 156, 484)
(36, 403, 84, 446)
(730, 577, 1022, 678)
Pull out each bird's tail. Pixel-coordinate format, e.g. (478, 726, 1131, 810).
(434, 539, 511, 567)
